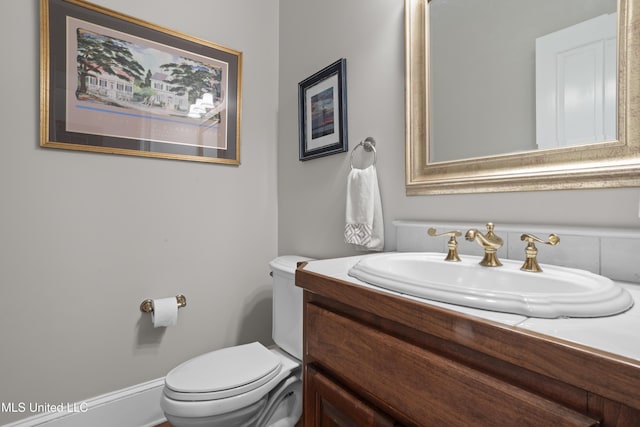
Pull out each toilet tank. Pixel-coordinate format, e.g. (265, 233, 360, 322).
(270, 256, 313, 361)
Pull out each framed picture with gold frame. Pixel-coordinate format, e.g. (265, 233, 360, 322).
(40, 0, 242, 164)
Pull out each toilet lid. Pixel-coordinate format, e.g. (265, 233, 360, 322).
(165, 342, 282, 398)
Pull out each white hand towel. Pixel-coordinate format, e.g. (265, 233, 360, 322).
(345, 165, 384, 251)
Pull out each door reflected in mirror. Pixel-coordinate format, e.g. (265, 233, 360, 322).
(429, 0, 617, 163)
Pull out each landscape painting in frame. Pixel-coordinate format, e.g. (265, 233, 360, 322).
(40, 0, 242, 164)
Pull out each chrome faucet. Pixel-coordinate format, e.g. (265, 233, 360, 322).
(465, 223, 504, 267)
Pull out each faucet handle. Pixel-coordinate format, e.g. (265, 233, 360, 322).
(520, 233, 560, 272)
(428, 228, 462, 262)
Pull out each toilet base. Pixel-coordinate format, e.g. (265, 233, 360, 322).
(165, 396, 266, 427)
(164, 374, 302, 427)
(256, 375, 302, 427)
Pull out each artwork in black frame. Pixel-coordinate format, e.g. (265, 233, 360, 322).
(298, 58, 348, 161)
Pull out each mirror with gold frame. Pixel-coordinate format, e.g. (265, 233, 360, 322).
(405, 0, 640, 195)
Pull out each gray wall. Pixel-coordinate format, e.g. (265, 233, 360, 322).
(0, 0, 278, 424)
(277, 0, 640, 260)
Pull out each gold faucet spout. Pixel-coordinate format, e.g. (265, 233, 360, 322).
(465, 223, 503, 267)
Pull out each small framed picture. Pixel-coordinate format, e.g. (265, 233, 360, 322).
(298, 59, 348, 161)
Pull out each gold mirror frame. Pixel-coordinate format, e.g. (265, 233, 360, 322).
(405, 0, 640, 195)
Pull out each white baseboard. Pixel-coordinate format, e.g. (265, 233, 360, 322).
(3, 378, 166, 427)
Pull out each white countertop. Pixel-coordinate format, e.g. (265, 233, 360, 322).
(303, 255, 640, 362)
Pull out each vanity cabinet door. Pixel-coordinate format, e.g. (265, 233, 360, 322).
(304, 365, 398, 427)
(305, 303, 599, 427)
(588, 395, 640, 427)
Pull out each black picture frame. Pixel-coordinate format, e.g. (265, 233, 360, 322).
(40, 0, 242, 164)
(298, 59, 348, 161)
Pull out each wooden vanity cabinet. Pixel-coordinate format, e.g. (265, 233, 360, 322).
(296, 263, 640, 427)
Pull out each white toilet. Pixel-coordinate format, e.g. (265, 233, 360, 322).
(160, 256, 311, 427)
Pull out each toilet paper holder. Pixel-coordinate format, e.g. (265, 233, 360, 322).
(140, 295, 187, 313)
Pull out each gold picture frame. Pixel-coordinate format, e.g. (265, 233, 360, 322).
(40, 0, 242, 164)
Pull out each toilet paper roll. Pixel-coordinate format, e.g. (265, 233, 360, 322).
(151, 297, 178, 328)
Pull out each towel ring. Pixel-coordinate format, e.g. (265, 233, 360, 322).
(350, 137, 377, 170)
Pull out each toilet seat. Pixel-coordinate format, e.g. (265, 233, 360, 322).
(161, 346, 301, 419)
(165, 342, 282, 401)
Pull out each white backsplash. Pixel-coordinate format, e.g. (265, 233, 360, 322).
(394, 220, 640, 284)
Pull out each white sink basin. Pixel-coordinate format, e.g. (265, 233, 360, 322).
(347, 252, 634, 318)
